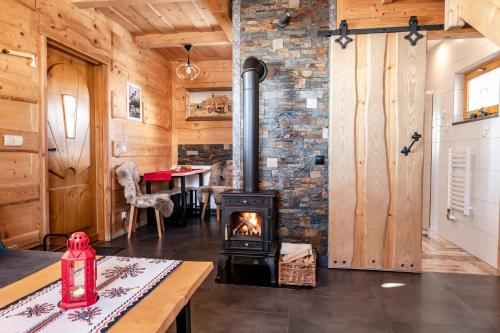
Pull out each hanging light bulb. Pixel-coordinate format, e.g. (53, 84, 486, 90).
(176, 44, 200, 81)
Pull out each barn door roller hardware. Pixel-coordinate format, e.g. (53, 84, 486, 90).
(401, 132, 422, 156)
(318, 16, 443, 49)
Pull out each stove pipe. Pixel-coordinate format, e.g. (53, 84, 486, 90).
(241, 56, 267, 193)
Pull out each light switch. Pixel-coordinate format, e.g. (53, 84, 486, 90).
(267, 158, 278, 168)
(306, 98, 317, 109)
(4, 135, 23, 147)
(322, 128, 329, 139)
(121, 144, 127, 153)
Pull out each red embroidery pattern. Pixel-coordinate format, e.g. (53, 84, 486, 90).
(101, 287, 138, 298)
(7, 303, 55, 318)
(102, 263, 145, 279)
(67, 307, 102, 326)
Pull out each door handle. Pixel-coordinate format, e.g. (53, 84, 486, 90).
(48, 148, 57, 152)
(401, 132, 422, 156)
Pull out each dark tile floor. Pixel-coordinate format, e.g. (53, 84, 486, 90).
(91, 216, 500, 333)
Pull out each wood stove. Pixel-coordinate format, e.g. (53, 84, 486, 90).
(216, 190, 278, 284)
(216, 57, 279, 286)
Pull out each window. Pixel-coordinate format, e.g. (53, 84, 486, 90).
(463, 57, 500, 120)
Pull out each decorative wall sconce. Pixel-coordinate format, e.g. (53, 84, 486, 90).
(278, 11, 292, 29)
(62, 94, 77, 139)
(1, 48, 36, 68)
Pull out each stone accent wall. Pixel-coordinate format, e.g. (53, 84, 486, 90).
(234, 0, 332, 256)
(178, 144, 233, 166)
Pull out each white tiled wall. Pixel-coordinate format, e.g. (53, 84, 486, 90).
(427, 38, 500, 268)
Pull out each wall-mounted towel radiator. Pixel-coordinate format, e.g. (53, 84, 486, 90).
(447, 147, 473, 217)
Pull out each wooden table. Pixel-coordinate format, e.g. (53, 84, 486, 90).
(0, 260, 213, 333)
(170, 169, 209, 226)
(144, 168, 209, 226)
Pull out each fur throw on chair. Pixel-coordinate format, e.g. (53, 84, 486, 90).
(115, 162, 174, 218)
(199, 160, 233, 204)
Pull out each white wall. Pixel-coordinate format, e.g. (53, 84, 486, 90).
(427, 38, 500, 268)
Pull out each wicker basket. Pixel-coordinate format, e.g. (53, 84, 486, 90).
(278, 250, 316, 287)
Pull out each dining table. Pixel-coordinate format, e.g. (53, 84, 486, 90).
(143, 168, 210, 226)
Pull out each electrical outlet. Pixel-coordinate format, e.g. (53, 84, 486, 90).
(121, 211, 127, 220)
(315, 155, 325, 165)
(481, 126, 490, 138)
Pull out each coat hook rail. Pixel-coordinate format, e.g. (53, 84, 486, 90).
(318, 16, 444, 49)
(1, 48, 36, 68)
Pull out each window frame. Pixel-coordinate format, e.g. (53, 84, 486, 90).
(463, 57, 500, 120)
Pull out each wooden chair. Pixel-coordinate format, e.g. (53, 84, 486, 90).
(199, 161, 233, 223)
(115, 162, 174, 239)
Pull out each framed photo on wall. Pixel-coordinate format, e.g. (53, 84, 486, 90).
(185, 87, 232, 121)
(127, 82, 142, 121)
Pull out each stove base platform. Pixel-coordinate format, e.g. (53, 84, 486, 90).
(215, 248, 278, 287)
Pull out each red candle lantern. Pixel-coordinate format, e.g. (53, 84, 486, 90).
(59, 232, 97, 310)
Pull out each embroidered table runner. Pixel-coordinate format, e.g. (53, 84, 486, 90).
(0, 256, 181, 333)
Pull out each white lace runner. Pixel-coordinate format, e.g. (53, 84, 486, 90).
(0, 256, 181, 333)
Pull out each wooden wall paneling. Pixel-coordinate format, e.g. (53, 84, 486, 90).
(362, 33, 390, 269)
(0, 52, 38, 104)
(110, 90, 123, 118)
(143, 100, 171, 130)
(0, 100, 38, 132)
(0, 184, 39, 206)
(38, 0, 112, 64)
(0, 0, 38, 52)
(328, 36, 357, 268)
(0, 0, 172, 246)
(0, 152, 39, 185)
(0, 201, 39, 248)
(112, 141, 171, 158)
(170, 59, 232, 164)
(336, 0, 445, 29)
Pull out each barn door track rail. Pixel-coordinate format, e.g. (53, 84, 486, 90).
(318, 16, 444, 49)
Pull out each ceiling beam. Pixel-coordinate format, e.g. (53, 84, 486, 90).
(71, 0, 191, 9)
(200, 0, 232, 42)
(458, 0, 500, 47)
(135, 31, 231, 48)
(445, 0, 465, 30)
(427, 27, 483, 40)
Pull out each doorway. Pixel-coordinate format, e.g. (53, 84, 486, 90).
(45, 46, 100, 240)
(422, 36, 500, 276)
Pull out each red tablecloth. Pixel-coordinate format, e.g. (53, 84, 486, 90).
(143, 169, 202, 181)
(143, 170, 173, 181)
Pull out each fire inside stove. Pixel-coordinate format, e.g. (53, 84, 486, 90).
(232, 212, 262, 237)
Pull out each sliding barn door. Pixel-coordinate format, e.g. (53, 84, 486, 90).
(328, 33, 426, 272)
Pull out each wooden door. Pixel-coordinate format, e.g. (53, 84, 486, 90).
(47, 48, 96, 237)
(328, 33, 426, 272)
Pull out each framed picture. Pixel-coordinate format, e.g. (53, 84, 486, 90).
(127, 82, 142, 121)
(185, 87, 232, 121)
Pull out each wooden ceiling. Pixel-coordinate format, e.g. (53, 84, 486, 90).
(72, 0, 232, 61)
